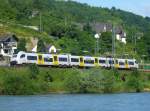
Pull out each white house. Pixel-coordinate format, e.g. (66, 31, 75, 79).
(46, 45, 57, 53)
(116, 32, 127, 44)
(0, 34, 18, 57)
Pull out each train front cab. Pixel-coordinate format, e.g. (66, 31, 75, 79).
(128, 59, 138, 69)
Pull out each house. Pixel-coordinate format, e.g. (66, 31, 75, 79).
(90, 22, 113, 33)
(46, 45, 57, 54)
(0, 34, 18, 57)
(90, 22, 127, 44)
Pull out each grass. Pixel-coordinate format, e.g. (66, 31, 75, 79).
(0, 66, 150, 95)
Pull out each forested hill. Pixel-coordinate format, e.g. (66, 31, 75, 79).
(0, 0, 150, 60)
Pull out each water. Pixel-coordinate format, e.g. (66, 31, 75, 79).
(0, 93, 150, 111)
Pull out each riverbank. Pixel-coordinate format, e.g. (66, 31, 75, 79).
(0, 65, 150, 95)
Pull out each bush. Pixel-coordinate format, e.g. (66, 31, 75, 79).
(3, 73, 32, 95)
(64, 69, 81, 93)
(102, 70, 115, 93)
(125, 71, 144, 92)
(28, 64, 39, 79)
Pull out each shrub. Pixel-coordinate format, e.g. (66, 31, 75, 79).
(125, 71, 143, 92)
(28, 64, 39, 79)
(64, 69, 81, 93)
(102, 70, 115, 93)
(3, 73, 32, 95)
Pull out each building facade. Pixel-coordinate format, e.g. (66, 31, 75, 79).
(0, 34, 18, 57)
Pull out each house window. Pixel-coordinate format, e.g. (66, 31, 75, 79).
(4, 50, 8, 54)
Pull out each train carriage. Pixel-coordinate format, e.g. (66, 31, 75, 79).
(127, 59, 138, 69)
(83, 56, 95, 67)
(98, 57, 107, 68)
(69, 55, 80, 67)
(10, 51, 139, 70)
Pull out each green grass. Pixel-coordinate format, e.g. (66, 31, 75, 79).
(0, 66, 150, 95)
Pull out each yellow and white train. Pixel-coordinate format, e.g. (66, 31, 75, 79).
(10, 51, 139, 69)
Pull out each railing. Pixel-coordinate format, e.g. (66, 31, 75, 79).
(139, 64, 150, 72)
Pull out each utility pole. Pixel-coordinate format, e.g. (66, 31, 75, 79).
(112, 24, 115, 70)
(112, 24, 115, 59)
(39, 12, 42, 33)
(134, 34, 136, 54)
(94, 34, 100, 56)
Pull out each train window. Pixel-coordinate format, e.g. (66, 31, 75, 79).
(20, 54, 25, 58)
(38, 55, 42, 60)
(80, 58, 83, 62)
(84, 60, 94, 64)
(59, 57, 67, 62)
(95, 58, 98, 63)
(27, 56, 37, 60)
(129, 61, 134, 65)
(71, 58, 79, 62)
(54, 56, 58, 61)
(44, 58, 53, 62)
(99, 60, 106, 64)
(109, 60, 114, 64)
(119, 62, 125, 65)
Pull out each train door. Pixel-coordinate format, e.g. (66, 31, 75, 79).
(79, 56, 84, 67)
(38, 54, 44, 65)
(94, 58, 99, 67)
(125, 59, 129, 69)
(115, 59, 119, 68)
(53, 55, 59, 66)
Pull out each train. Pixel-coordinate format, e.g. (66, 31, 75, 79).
(10, 51, 139, 69)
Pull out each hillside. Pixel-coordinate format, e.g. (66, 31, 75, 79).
(0, 0, 150, 60)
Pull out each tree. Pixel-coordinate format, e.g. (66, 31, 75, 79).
(100, 32, 112, 54)
(17, 38, 26, 52)
(83, 22, 93, 34)
(37, 39, 46, 52)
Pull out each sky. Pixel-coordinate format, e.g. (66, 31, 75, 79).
(73, 0, 150, 17)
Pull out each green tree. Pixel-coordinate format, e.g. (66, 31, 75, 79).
(17, 38, 26, 52)
(37, 38, 46, 52)
(100, 32, 112, 54)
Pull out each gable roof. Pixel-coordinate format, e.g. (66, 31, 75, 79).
(0, 34, 18, 42)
